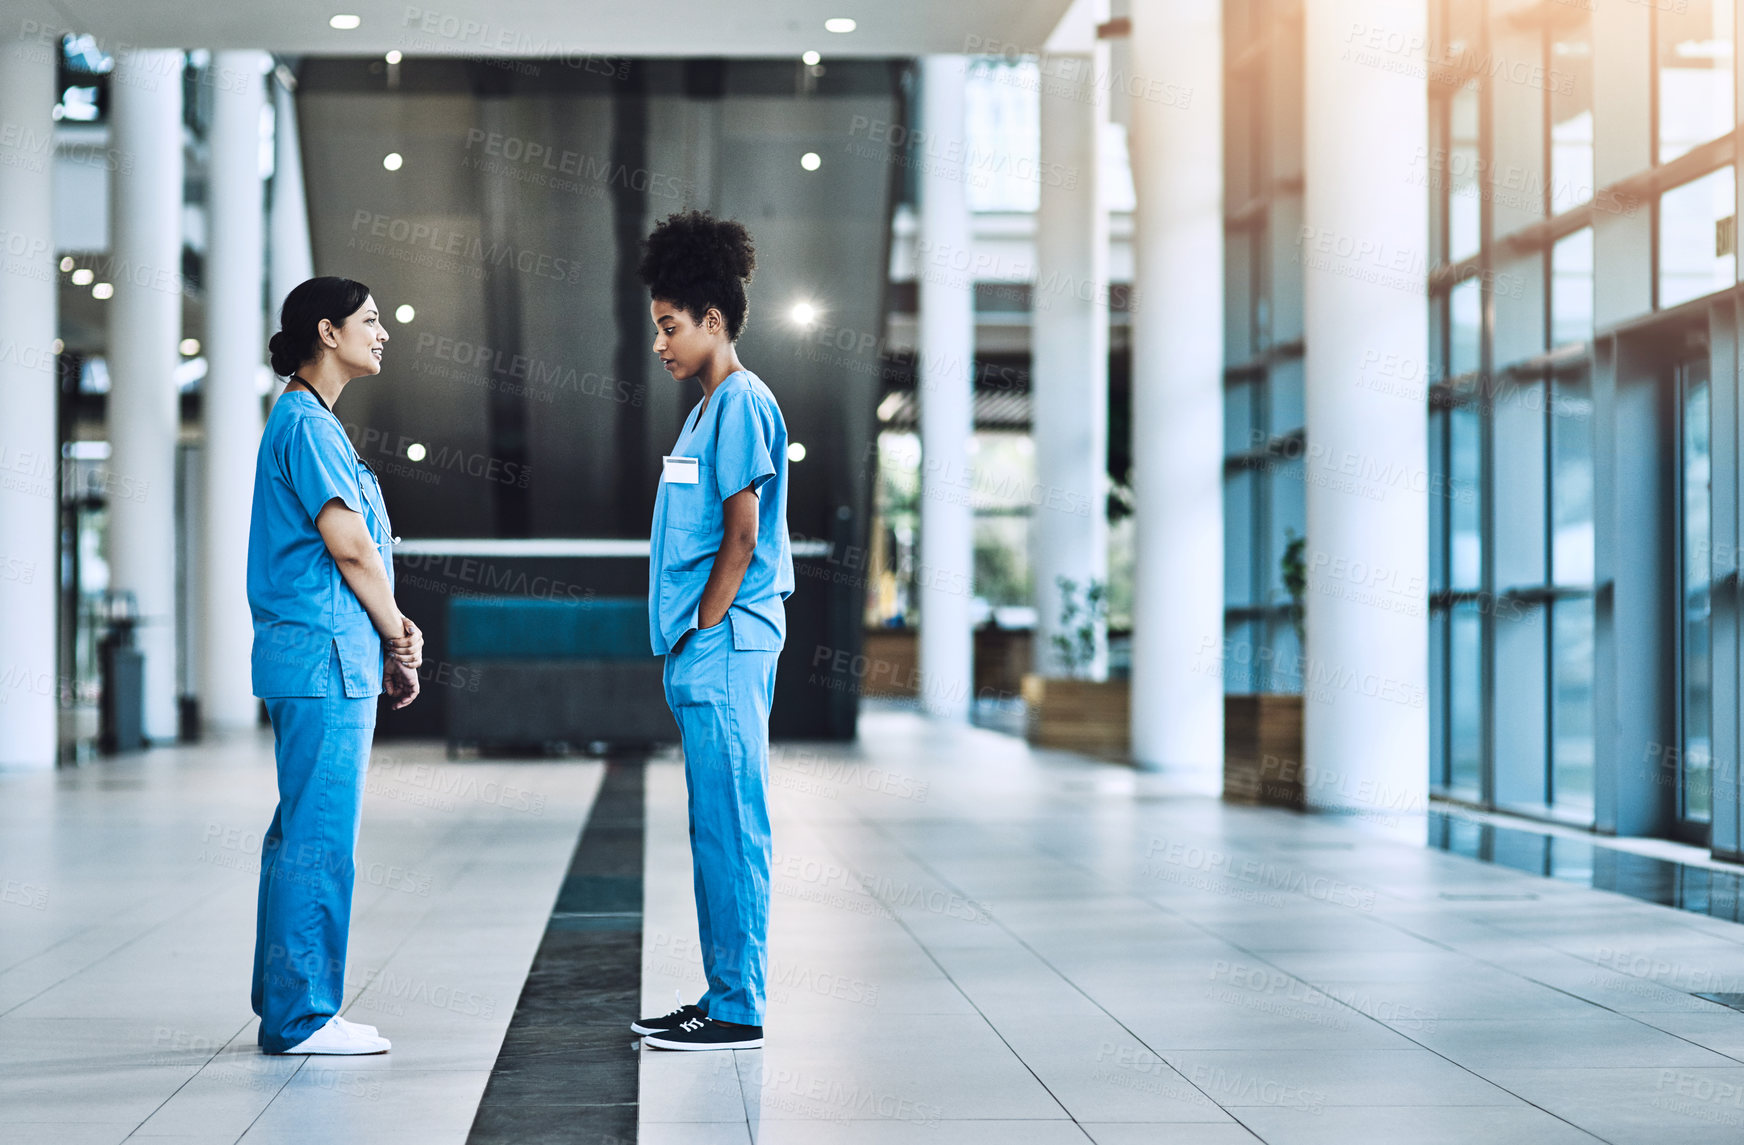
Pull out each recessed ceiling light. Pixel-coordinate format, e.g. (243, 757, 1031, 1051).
(52, 338, 64, 354)
(179, 338, 201, 356)
(382, 152, 403, 171)
(329, 14, 361, 30)
(824, 17, 857, 33)
(59, 256, 74, 272)
(395, 304, 415, 323)
(406, 442, 427, 462)
(802, 50, 821, 66)
(92, 282, 113, 299)
(787, 442, 807, 462)
(385, 50, 403, 65)
(71, 268, 94, 286)
(800, 152, 821, 171)
(790, 301, 818, 326)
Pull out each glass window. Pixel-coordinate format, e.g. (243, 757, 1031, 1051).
(1450, 402, 1483, 590)
(1268, 358, 1306, 436)
(1449, 278, 1482, 378)
(1449, 81, 1482, 262)
(1659, 166, 1737, 309)
(1550, 20, 1594, 214)
(1224, 379, 1258, 456)
(1658, 0, 1736, 164)
(1551, 597, 1595, 811)
(1449, 601, 1484, 799)
(1551, 372, 1595, 586)
(1682, 363, 1713, 823)
(1225, 469, 1256, 608)
(1224, 618, 1261, 694)
(1551, 228, 1594, 347)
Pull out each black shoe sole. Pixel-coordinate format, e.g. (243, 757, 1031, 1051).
(641, 1033, 764, 1051)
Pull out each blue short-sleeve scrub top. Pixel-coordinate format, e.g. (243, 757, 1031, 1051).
(247, 389, 396, 699)
(648, 370, 795, 655)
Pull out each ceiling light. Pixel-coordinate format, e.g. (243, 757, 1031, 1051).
(802, 50, 821, 66)
(395, 304, 415, 323)
(406, 442, 427, 462)
(385, 50, 403, 65)
(382, 152, 403, 171)
(800, 151, 821, 171)
(329, 14, 361, 30)
(179, 338, 201, 356)
(59, 256, 74, 272)
(71, 268, 93, 286)
(790, 301, 818, 326)
(92, 282, 113, 299)
(824, 17, 857, 33)
(787, 442, 807, 463)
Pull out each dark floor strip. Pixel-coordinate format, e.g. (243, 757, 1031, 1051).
(467, 759, 644, 1145)
(1429, 810, 1744, 923)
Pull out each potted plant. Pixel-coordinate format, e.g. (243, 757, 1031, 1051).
(1022, 576, 1131, 761)
(1223, 531, 1307, 807)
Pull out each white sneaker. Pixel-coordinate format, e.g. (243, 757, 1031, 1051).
(333, 1015, 378, 1037)
(279, 1016, 390, 1055)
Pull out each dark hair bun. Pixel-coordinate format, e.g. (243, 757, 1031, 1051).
(637, 212, 756, 340)
(267, 330, 298, 377)
(269, 276, 372, 376)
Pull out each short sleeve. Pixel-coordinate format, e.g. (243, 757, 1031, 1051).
(713, 390, 777, 502)
(280, 415, 365, 523)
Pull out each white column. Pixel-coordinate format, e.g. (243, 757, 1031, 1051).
(0, 32, 60, 768)
(268, 71, 313, 391)
(1301, 0, 1430, 812)
(202, 52, 268, 730)
(1032, 25, 1110, 679)
(108, 49, 185, 743)
(916, 55, 975, 720)
(1128, 0, 1224, 782)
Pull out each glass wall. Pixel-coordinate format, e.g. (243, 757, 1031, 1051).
(1426, 0, 1743, 840)
(1221, 2, 1307, 697)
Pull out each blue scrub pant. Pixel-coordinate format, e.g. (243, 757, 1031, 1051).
(251, 648, 376, 1052)
(663, 620, 777, 1027)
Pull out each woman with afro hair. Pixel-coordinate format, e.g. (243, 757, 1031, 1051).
(633, 211, 793, 1051)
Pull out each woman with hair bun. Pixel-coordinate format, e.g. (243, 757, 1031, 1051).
(246, 276, 421, 1056)
(632, 212, 793, 1052)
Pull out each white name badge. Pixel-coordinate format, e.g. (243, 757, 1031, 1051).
(662, 455, 700, 484)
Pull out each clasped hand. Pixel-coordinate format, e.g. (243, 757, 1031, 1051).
(383, 616, 423, 709)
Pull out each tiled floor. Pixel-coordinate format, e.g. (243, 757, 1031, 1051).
(640, 710, 1744, 1145)
(11, 708, 1744, 1144)
(0, 731, 603, 1145)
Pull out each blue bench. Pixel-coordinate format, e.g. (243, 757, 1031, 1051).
(445, 596, 673, 753)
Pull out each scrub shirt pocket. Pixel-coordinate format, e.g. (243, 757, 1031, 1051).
(662, 461, 717, 534)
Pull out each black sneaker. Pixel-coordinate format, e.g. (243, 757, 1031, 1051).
(642, 1016, 764, 1051)
(630, 991, 708, 1036)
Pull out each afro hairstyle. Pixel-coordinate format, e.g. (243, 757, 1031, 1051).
(637, 211, 757, 341)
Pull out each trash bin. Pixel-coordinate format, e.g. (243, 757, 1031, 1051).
(99, 595, 145, 754)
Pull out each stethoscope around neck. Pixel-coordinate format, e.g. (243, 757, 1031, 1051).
(286, 375, 400, 547)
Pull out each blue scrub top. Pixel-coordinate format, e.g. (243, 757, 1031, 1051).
(247, 390, 396, 698)
(649, 370, 794, 655)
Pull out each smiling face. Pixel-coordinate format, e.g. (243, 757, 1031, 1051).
(320, 294, 389, 378)
(650, 297, 723, 383)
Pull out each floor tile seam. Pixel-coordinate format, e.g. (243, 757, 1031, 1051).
(939, 813, 1622, 1142)
(843, 811, 1233, 1128)
(340, 772, 602, 1019)
(116, 1015, 290, 1145)
(345, 762, 601, 931)
(0, 882, 237, 1020)
(1025, 822, 1653, 1143)
(787, 811, 1080, 1126)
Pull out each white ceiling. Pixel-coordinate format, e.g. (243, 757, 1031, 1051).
(16, 0, 1075, 58)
